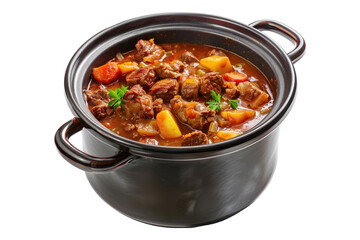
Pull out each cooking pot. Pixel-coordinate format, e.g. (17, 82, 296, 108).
(54, 13, 305, 227)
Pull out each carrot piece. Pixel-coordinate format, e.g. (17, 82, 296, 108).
(92, 62, 120, 84)
(223, 72, 248, 83)
(118, 62, 139, 74)
(156, 110, 182, 139)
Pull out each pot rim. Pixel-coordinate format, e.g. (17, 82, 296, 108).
(64, 12, 297, 154)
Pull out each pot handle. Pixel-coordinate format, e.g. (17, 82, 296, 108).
(55, 118, 132, 172)
(249, 20, 306, 63)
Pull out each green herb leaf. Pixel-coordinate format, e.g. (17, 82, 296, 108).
(121, 85, 128, 94)
(108, 99, 117, 107)
(113, 101, 121, 110)
(211, 90, 221, 102)
(206, 100, 221, 112)
(108, 89, 118, 99)
(206, 90, 222, 112)
(108, 86, 128, 110)
(228, 99, 239, 109)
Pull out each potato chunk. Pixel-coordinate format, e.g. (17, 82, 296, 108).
(118, 62, 139, 74)
(156, 110, 182, 139)
(221, 109, 255, 125)
(137, 119, 159, 137)
(199, 56, 233, 74)
(217, 130, 240, 140)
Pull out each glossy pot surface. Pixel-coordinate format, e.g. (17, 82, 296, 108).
(55, 13, 305, 227)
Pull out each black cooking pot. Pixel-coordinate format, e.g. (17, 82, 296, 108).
(54, 13, 305, 227)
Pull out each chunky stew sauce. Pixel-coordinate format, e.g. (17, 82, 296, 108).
(85, 39, 274, 146)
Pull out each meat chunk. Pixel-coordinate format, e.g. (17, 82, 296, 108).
(123, 84, 154, 120)
(139, 138, 159, 145)
(155, 60, 185, 79)
(91, 105, 114, 120)
(223, 81, 239, 99)
(199, 72, 224, 98)
(153, 98, 164, 116)
(123, 123, 136, 132)
(208, 49, 226, 57)
(180, 51, 199, 63)
(153, 98, 171, 116)
(181, 78, 200, 100)
(182, 131, 209, 146)
(134, 39, 165, 63)
(237, 81, 269, 108)
(85, 86, 114, 120)
(170, 95, 215, 131)
(149, 79, 179, 101)
(170, 60, 185, 72)
(86, 85, 111, 106)
(125, 67, 157, 89)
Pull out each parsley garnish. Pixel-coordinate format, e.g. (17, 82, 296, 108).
(206, 90, 239, 111)
(108, 85, 128, 110)
(228, 99, 238, 109)
(206, 90, 222, 112)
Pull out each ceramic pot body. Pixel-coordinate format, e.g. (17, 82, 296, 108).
(83, 127, 279, 227)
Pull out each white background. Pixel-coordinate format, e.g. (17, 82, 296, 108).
(1, 0, 359, 239)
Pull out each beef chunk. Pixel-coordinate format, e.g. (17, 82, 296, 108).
(170, 60, 185, 72)
(125, 67, 157, 89)
(223, 81, 239, 99)
(208, 49, 227, 57)
(153, 98, 171, 116)
(153, 98, 164, 116)
(237, 81, 269, 108)
(134, 39, 165, 63)
(123, 84, 154, 120)
(139, 138, 159, 145)
(170, 95, 215, 131)
(86, 86, 111, 106)
(182, 131, 209, 146)
(181, 78, 200, 100)
(155, 60, 185, 79)
(180, 51, 199, 63)
(91, 105, 114, 120)
(123, 123, 136, 132)
(149, 79, 179, 101)
(85, 86, 114, 120)
(199, 72, 224, 98)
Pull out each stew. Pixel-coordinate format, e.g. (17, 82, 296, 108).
(84, 39, 274, 146)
